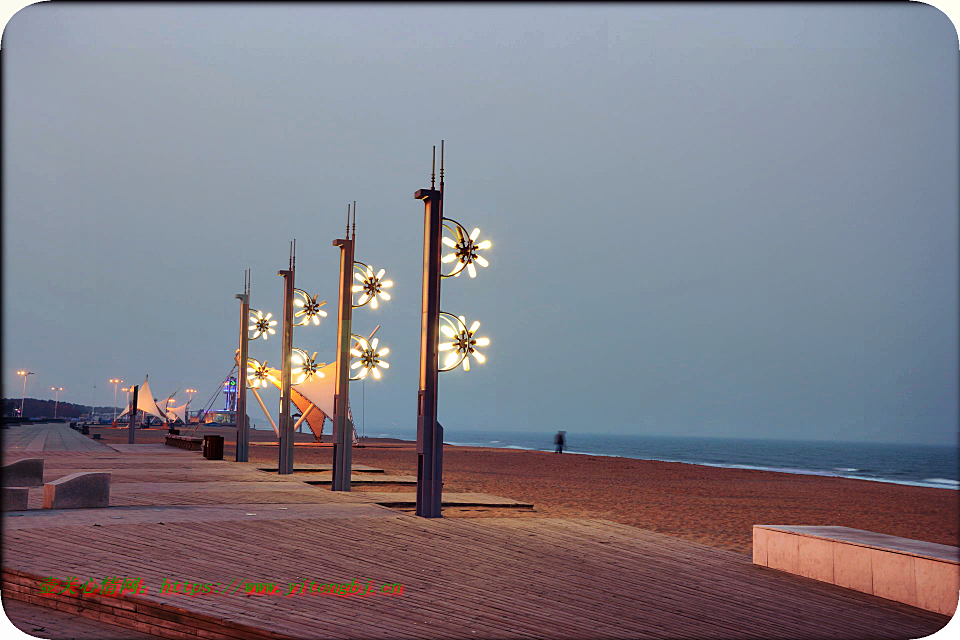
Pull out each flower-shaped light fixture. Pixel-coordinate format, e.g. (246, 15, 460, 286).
(291, 348, 324, 385)
(352, 262, 393, 309)
(438, 313, 489, 372)
(441, 219, 491, 279)
(293, 289, 327, 327)
(349, 335, 390, 380)
(246, 358, 274, 389)
(248, 309, 277, 341)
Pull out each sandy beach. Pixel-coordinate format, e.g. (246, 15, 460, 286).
(91, 425, 959, 555)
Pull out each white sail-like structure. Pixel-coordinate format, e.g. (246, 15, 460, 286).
(165, 401, 189, 423)
(118, 376, 168, 421)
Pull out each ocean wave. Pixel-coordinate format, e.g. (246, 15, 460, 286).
(433, 440, 958, 490)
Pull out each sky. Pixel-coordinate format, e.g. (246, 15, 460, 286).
(3, 4, 957, 445)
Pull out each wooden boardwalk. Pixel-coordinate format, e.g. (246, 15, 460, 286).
(1, 423, 950, 639)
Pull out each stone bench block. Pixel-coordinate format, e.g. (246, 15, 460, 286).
(754, 525, 958, 616)
(2, 458, 44, 487)
(2, 487, 29, 511)
(42, 472, 111, 509)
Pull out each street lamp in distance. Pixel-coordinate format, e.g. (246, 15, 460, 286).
(51, 387, 63, 419)
(17, 371, 34, 418)
(186, 389, 197, 424)
(109, 379, 124, 422)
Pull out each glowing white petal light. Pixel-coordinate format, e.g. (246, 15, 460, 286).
(249, 309, 279, 341)
(438, 313, 489, 372)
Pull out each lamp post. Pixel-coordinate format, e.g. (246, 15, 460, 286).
(109, 379, 123, 422)
(332, 216, 356, 490)
(413, 142, 491, 518)
(277, 243, 296, 475)
(331, 203, 393, 491)
(235, 269, 251, 462)
(51, 387, 63, 419)
(17, 371, 34, 418)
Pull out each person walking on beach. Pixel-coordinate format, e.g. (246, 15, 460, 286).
(554, 431, 565, 454)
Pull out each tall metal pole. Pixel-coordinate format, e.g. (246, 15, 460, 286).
(414, 184, 443, 517)
(331, 213, 355, 491)
(235, 270, 251, 462)
(128, 385, 139, 444)
(277, 246, 296, 475)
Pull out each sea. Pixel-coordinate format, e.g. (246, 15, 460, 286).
(363, 428, 959, 491)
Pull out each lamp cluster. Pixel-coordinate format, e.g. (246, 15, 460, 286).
(243, 257, 393, 391)
(438, 219, 492, 373)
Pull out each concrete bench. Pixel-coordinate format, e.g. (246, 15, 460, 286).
(165, 435, 203, 451)
(754, 525, 959, 616)
(2, 487, 29, 511)
(42, 472, 111, 509)
(2, 458, 44, 487)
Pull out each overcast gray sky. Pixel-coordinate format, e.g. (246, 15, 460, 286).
(3, 4, 957, 445)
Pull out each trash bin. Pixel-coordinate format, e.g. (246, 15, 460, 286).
(203, 435, 224, 460)
(81, 425, 89, 435)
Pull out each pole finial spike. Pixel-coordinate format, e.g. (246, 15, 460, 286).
(440, 139, 445, 193)
(431, 145, 436, 189)
(352, 200, 356, 239)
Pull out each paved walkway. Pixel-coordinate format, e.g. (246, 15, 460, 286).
(1, 434, 950, 640)
(2, 422, 112, 453)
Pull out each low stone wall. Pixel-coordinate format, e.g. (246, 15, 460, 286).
(3, 457, 44, 487)
(2, 486, 29, 511)
(754, 524, 959, 616)
(42, 472, 111, 509)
